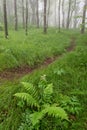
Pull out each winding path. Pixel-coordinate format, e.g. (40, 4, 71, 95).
(0, 37, 76, 80)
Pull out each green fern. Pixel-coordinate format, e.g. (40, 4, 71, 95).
(43, 83, 53, 103)
(14, 93, 39, 108)
(21, 82, 39, 100)
(30, 106, 68, 126)
(14, 78, 68, 128)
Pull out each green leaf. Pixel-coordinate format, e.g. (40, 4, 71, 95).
(14, 93, 39, 108)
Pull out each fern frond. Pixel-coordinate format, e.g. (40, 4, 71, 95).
(30, 106, 68, 126)
(21, 82, 39, 100)
(43, 106, 68, 120)
(30, 111, 44, 126)
(43, 83, 53, 103)
(14, 93, 39, 108)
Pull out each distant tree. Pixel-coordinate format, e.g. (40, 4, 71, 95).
(44, 0, 47, 33)
(25, 0, 28, 35)
(73, 0, 77, 29)
(81, 0, 87, 34)
(22, 0, 25, 28)
(62, 0, 65, 28)
(14, 0, 18, 30)
(58, 0, 61, 32)
(3, 0, 8, 38)
(66, 0, 72, 29)
(47, 0, 51, 28)
(55, 0, 57, 27)
(36, 0, 39, 28)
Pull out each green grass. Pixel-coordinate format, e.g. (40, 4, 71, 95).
(0, 29, 87, 130)
(0, 28, 76, 71)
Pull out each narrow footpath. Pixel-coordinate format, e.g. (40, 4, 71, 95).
(0, 37, 76, 80)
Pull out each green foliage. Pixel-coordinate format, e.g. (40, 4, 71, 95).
(0, 29, 71, 71)
(58, 95, 82, 115)
(14, 77, 68, 129)
(14, 93, 39, 108)
(0, 23, 4, 31)
(0, 29, 87, 130)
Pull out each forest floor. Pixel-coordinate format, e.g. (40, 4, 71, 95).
(0, 37, 75, 80)
(0, 29, 87, 130)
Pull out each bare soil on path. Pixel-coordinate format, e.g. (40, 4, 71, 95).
(0, 37, 76, 80)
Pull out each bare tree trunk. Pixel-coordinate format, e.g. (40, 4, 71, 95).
(14, 0, 18, 30)
(36, 0, 39, 28)
(66, 0, 72, 29)
(62, 0, 65, 28)
(47, 0, 50, 28)
(22, 0, 25, 28)
(58, 0, 61, 32)
(3, 0, 8, 38)
(44, 0, 47, 33)
(55, 0, 57, 27)
(81, 0, 87, 34)
(25, 0, 28, 35)
(73, 0, 77, 28)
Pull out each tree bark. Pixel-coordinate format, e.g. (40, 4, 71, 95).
(62, 0, 65, 28)
(36, 0, 39, 28)
(47, 0, 50, 28)
(14, 0, 18, 30)
(81, 0, 87, 34)
(55, 0, 57, 27)
(73, 0, 77, 28)
(3, 0, 8, 38)
(58, 0, 61, 32)
(22, 0, 25, 28)
(25, 0, 28, 35)
(66, 0, 72, 29)
(44, 0, 47, 33)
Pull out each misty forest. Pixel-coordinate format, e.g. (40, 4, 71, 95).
(0, 0, 87, 130)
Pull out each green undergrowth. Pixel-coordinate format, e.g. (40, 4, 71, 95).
(0, 30, 87, 129)
(0, 29, 72, 71)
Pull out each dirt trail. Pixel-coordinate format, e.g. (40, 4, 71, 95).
(0, 37, 76, 80)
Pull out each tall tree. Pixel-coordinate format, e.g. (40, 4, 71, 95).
(25, 0, 28, 35)
(44, 0, 47, 33)
(47, 0, 51, 27)
(73, 0, 77, 28)
(36, 0, 39, 28)
(55, 0, 57, 27)
(66, 0, 72, 29)
(62, 0, 65, 28)
(14, 0, 18, 30)
(58, 0, 61, 32)
(81, 0, 87, 34)
(3, 0, 8, 38)
(22, 0, 25, 28)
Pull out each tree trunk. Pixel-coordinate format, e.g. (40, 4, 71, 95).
(3, 0, 8, 38)
(44, 0, 47, 33)
(73, 0, 77, 28)
(58, 0, 61, 32)
(62, 0, 65, 28)
(55, 0, 57, 27)
(14, 0, 18, 30)
(25, 0, 28, 35)
(81, 0, 87, 34)
(47, 0, 50, 28)
(36, 0, 39, 28)
(66, 0, 72, 29)
(22, 0, 25, 28)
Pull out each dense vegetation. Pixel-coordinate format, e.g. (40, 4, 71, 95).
(0, 29, 87, 130)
